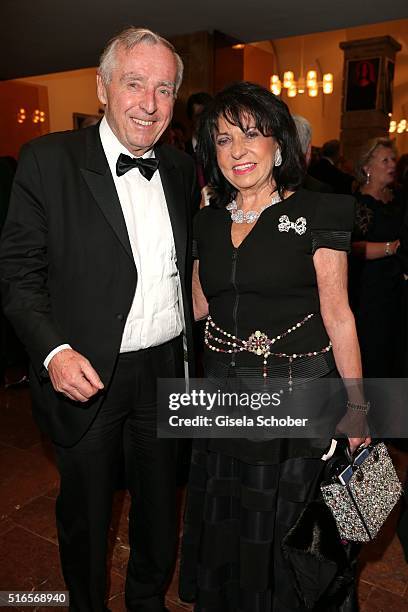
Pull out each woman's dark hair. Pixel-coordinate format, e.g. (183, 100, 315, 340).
(197, 81, 305, 207)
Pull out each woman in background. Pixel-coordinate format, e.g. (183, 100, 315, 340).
(350, 138, 406, 377)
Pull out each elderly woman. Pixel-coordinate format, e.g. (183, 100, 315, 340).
(350, 138, 406, 377)
(180, 82, 369, 612)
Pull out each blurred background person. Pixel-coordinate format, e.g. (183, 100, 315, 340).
(292, 114, 333, 193)
(396, 153, 408, 201)
(185, 94, 215, 387)
(162, 120, 187, 151)
(79, 114, 101, 128)
(169, 120, 187, 151)
(0, 156, 16, 230)
(309, 139, 355, 194)
(0, 156, 16, 383)
(185, 92, 213, 160)
(185, 92, 213, 194)
(350, 138, 406, 377)
(0, 156, 28, 386)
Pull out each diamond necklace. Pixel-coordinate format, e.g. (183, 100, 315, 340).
(226, 192, 282, 224)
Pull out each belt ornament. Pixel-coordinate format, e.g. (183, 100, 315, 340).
(204, 314, 332, 388)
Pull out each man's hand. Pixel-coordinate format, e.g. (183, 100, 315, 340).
(48, 348, 104, 402)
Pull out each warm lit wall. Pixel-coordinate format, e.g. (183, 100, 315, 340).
(344, 20, 408, 155)
(214, 46, 244, 94)
(7, 20, 408, 155)
(0, 81, 49, 158)
(13, 67, 100, 133)
(271, 31, 343, 147)
(243, 43, 274, 89)
(243, 19, 408, 154)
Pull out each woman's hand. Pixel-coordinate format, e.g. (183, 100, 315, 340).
(390, 239, 400, 254)
(335, 408, 371, 453)
(348, 436, 371, 454)
(352, 239, 400, 259)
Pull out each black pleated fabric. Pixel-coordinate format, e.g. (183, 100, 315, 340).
(204, 350, 335, 381)
(198, 357, 340, 465)
(192, 239, 199, 260)
(311, 230, 351, 255)
(179, 441, 325, 611)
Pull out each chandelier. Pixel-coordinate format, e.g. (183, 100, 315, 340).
(270, 70, 333, 97)
(389, 118, 407, 134)
(269, 37, 333, 98)
(17, 107, 46, 124)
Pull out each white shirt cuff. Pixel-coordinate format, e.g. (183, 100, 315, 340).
(44, 344, 72, 369)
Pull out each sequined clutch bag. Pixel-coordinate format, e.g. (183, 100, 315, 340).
(320, 442, 402, 542)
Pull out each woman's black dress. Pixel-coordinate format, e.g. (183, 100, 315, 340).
(179, 189, 355, 611)
(350, 192, 406, 377)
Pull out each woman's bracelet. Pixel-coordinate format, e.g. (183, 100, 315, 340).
(385, 242, 392, 256)
(347, 400, 370, 414)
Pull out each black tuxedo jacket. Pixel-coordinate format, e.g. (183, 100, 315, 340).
(0, 124, 199, 447)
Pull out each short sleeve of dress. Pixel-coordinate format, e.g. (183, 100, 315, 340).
(310, 194, 356, 255)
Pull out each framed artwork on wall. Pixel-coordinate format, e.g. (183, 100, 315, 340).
(345, 58, 380, 112)
(73, 112, 102, 129)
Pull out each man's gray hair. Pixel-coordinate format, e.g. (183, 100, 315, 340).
(98, 27, 184, 95)
(292, 114, 312, 155)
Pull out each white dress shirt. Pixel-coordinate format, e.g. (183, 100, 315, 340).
(44, 117, 183, 367)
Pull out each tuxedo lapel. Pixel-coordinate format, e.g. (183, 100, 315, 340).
(155, 145, 187, 274)
(80, 126, 133, 261)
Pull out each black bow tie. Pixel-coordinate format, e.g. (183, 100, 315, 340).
(116, 153, 159, 180)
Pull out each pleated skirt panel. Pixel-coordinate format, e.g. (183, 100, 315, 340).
(179, 440, 325, 612)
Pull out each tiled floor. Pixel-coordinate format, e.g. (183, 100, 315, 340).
(1, 382, 408, 611)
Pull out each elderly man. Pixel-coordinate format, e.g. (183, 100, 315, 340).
(0, 27, 199, 612)
(292, 114, 333, 193)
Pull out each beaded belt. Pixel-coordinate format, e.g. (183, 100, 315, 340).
(204, 314, 332, 388)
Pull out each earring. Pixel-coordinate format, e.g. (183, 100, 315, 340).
(366, 171, 370, 185)
(274, 148, 282, 167)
